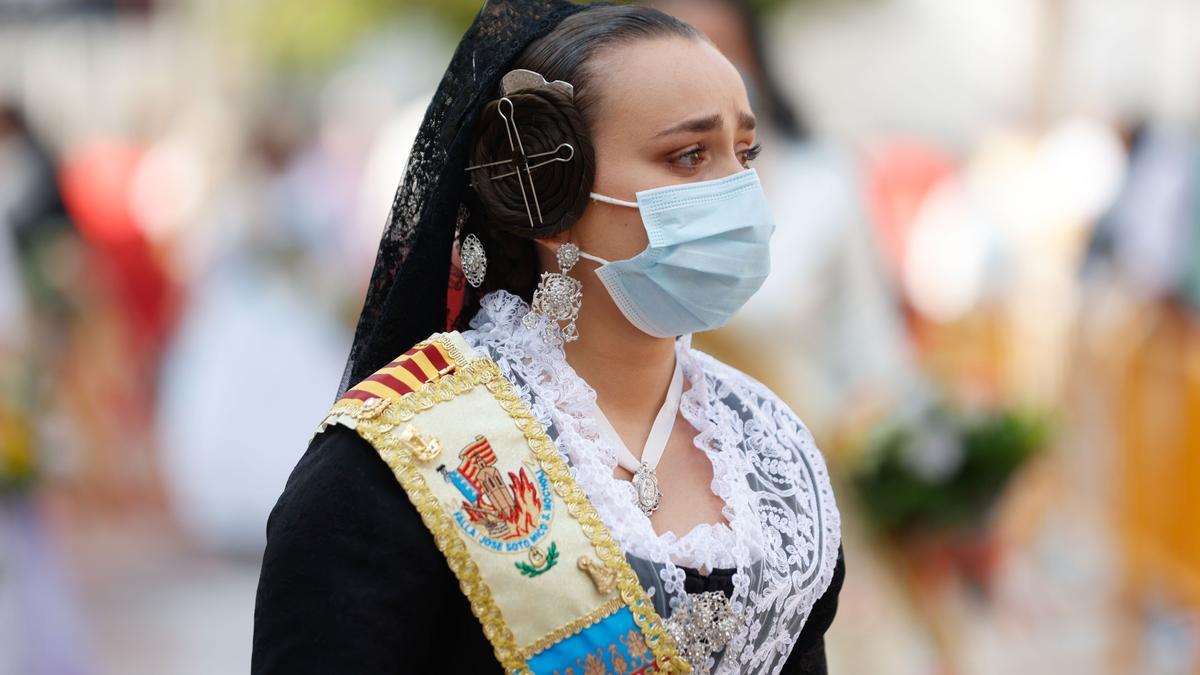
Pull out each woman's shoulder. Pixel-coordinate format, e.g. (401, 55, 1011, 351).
(279, 332, 459, 539)
(264, 403, 457, 583)
(268, 423, 413, 541)
(278, 423, 380, 499)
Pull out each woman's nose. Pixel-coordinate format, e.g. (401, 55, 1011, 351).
(711, 153, 747, 180)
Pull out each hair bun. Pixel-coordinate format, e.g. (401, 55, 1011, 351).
(467, 85, 595, 239)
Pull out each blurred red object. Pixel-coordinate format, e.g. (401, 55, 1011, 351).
(58, 139, 179, 356)
(865, 140, 957, 281)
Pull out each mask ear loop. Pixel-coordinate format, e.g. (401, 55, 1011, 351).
(581, 192, 638, 265)
(577, 250, 611, 266)
(588, 192, 638, 208)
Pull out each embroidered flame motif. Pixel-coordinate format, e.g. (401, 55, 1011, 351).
(461, 466, 542, 541)
(505, 467, 543, 536)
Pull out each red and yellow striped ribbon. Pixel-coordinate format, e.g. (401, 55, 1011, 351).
(340, 342, 456, 403)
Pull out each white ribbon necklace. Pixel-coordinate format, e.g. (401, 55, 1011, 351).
(585, 355, 684, 516)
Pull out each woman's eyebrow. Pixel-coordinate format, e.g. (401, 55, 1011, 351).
(654, 111, 757, 137)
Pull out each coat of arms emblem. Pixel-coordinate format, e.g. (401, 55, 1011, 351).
(438, 435, 555, 559)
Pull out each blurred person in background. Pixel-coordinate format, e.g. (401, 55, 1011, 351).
(157, 94, 353, 557)
(0, 100, 91, 675)
(253, 2, 843, 673)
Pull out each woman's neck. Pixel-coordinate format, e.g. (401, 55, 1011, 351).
(562, 284, 678, 430)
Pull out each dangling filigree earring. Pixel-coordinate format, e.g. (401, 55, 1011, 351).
(460, 233, 487, 288)
(523, 242, 582, 343)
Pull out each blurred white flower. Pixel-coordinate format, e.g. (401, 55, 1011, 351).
(901, 427, 964, 482)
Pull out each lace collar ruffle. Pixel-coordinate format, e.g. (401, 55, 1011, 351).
(462, 290, 842, 675)
(463, 290, 762, 572)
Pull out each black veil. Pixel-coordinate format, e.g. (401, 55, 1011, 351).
(337, 0, 589, 398)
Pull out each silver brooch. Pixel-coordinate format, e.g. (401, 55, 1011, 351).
(460, 233, 487, 288)
(631, 463, 662, 516)
(665, 591, 739, 673)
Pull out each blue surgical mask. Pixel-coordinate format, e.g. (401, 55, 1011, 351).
(582, 168, 775, 338)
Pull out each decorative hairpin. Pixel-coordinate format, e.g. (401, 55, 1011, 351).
(465, 69, 578, 228)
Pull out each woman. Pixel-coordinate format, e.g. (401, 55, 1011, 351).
(252, 2, 844, 674)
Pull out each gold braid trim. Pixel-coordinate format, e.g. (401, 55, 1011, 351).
(517, 595, 624, 662)
(333, 334, 689, 674)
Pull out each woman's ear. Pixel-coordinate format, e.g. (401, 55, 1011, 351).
(529, 230, 572, 273)
(531, 231, 571, 255)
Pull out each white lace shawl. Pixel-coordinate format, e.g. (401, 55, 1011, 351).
(461, 290, 842, 675)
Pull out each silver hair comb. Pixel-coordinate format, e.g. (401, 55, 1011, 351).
(465, 69, 577, 228)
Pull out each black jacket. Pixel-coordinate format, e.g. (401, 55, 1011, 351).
(252, 424, 846, 674)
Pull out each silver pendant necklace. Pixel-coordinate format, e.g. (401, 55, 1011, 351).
(587, 355, 684, 516)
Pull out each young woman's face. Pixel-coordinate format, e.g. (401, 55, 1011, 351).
(565, 36, 759, 263)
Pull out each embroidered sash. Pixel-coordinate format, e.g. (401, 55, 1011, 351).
(319, 332, 689, 674)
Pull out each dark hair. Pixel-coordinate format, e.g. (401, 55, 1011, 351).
(459, 5, 701, 304)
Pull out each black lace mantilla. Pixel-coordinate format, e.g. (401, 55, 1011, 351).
(337, 0, 590, 398)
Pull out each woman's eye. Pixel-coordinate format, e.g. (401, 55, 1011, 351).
(670, 145, 707, 169)
(739, 143, 763, 168)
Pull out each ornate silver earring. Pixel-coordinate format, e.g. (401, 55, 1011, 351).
(460, 233, 487, 288)
(523, 243, 582, 343)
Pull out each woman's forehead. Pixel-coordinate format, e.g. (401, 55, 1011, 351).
(588, 37, 752, 136)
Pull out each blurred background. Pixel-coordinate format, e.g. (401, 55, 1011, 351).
(1, 0, 1198, 673)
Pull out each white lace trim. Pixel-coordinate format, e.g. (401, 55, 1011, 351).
(461, 290, 842, 675)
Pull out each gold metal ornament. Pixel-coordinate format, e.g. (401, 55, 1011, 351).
(515, 542, 559, 578)
(355, 396, 391, 420)
(529, 545, 547, 568)
(396, 424, 443, 462)
(577, 555, 617, 595)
